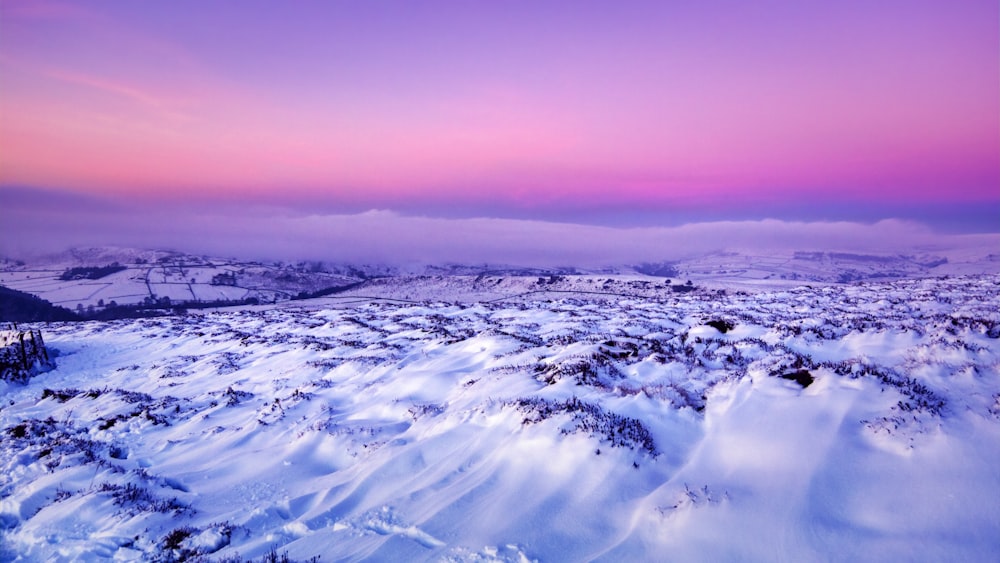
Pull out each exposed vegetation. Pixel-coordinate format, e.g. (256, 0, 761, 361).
(0, 285, 79, 322)
(58, 263, 127, 281)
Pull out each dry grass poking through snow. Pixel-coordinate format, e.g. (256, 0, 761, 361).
(1, 275, 999, 561)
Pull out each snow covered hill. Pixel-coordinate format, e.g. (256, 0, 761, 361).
(1, 274, 998, 561)
(5, 244, 997, 315)
(0, 247, 363, 312)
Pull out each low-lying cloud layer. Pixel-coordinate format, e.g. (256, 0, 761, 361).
(3, 188, 997, 267)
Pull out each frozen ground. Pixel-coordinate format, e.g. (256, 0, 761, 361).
(1, 275, 999, 561)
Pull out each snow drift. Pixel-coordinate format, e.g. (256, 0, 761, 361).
(1, 275, 998, 561)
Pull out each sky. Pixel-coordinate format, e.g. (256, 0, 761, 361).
(1, 0, 998, 262)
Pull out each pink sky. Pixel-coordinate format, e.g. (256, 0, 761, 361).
(1, 0, 997, 225)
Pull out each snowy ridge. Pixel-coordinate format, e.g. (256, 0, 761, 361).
(0, 275, 998, 560)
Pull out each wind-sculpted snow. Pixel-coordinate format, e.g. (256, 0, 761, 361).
(1, 275, 999, 561)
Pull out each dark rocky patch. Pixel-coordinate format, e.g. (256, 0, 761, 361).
(779, 370, 814, 388)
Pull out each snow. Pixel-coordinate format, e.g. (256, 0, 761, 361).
(6, 243, 998, 312)
(0, 274, 998, 561)
(0, 248, 359, 310)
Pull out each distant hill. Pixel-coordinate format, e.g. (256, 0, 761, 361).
(0, 286, 79, 322)
(2, 244, 997, 313)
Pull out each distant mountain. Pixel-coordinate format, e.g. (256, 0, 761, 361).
(0, 286, 79, 322)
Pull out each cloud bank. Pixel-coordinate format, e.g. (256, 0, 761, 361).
(3, 188, 995, 267)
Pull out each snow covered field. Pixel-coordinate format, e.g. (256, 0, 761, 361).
(0, 248, 359, 311)
(1, 275, 999, 561)
(5, 243, 997, 312)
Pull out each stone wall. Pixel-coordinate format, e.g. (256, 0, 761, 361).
(0, 325, 51, 383)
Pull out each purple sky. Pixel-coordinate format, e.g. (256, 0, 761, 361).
(1, 1, 998, 261)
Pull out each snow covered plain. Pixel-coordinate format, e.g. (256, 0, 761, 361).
(1, 275, 999, 561)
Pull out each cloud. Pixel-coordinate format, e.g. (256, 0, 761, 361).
(2, 187, 994, 267)
(40, 68, 170, 109)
